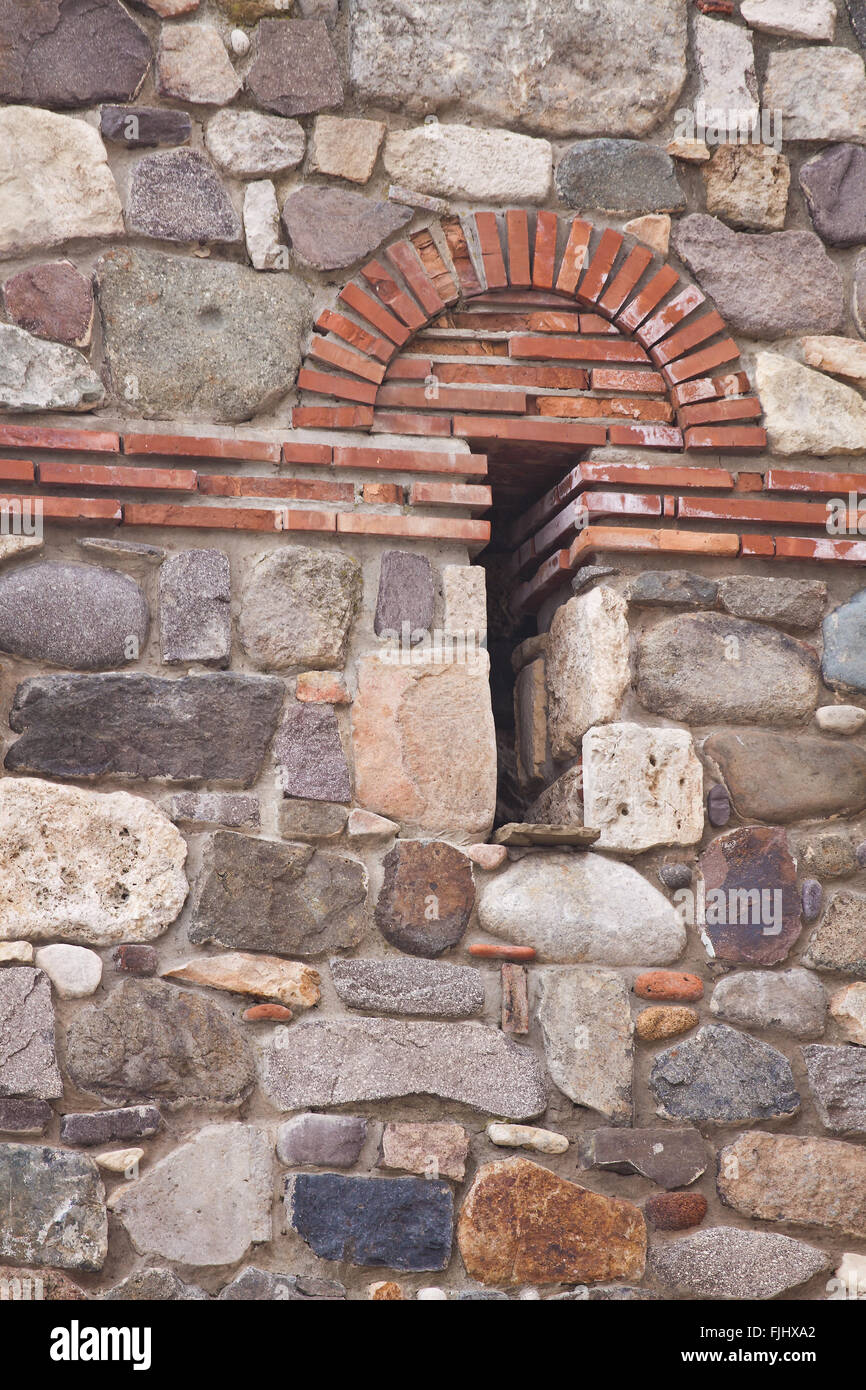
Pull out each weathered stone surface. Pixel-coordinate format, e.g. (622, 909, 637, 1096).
(802, 336, 866, 387)
(239, 546, 361, 670)
(637, 613, 819, 725)
(651, 1227, 830, 1300)
(167, 793, 258, 833)
(278, 798, 347, 842)
(635, 1006, 698, 1042)
(96, 247, 310, 422)
(277, 1113, 367, 1168)
(718, 1130, 866, 1237)
(0, 1266, 86, 1300)
(823, 589, 866, 694)
(539, 969, 633, 1123)
(112, 945, 158, 977)
(857, 250, 866, 338)
(629, 570, 717, 608)
(585, 1127, 707, 1189)
(546, 588, 630, 759)
(797, 831, 859, 880)
(0, 536, 44, 567)
(803, 1044, 866, 1133)
(164, 953, 320, 1011)
(101, 104, 191, 149)
(703, 143, 790, 232)
(651, 1024, 799, 1124)
(458, 1158, 645, 1287)
(514, 659, 548, 789)
(704, 731, 866, 823)
(659, 863, 693, 891)
(66, 979, 254, 1107)
(556, 139, 683, 214)
(848, 0, 866, 47)
(486, 1123, 568, 1156)
(374, 840, 474, 958)
(189, 832, 366, 957)
(310, 114, 385, 183)
(800, 145, 866, 249)
(711, 970, 826, 1039)
(34, 945, 102, 1000)
(707, 783, 729, 828)
(296, 671, 351, 704)
(380, 1121, 469, 1180)
(0, 562, 147, 670)
(0, 968, 61, 1100)
(0, 1144, 106, 1271)
(384, 124, 551, 203)
(804, 891, 866, 976)
(6, 673, 283, 784)
(331, 957, 483, 1018)
(443, 564, 487, 639)
(527, 766, 584, 826)
(698, 826, 802, 967)
(741, 0, 836, 39)
(0, 0, 151, 105)
(275, 704, 351, 803)
(3, 260, 93, 346)
(347, 809, 398, 846)
(247, 18, 342, 116)
(764, 47, 866, 142)
(113, 1124, 271, 1266)
(829, 982, 866, 1044)
(645, 1191, 707, 1232)
(582, 723, 703, 853)
(478, 853, 685, 965)
(156, 23, 241, 105)
(716, 575, 825, 629)
(219, 1267, 345, 1301)
(281, 186, 411, 271)
(623, 213, 670, 255)
(205, 110, 305, 178)
(261, 1018, 549, 1119)
(0, 324, 103, 412)
(671, 216, 844, 338)
(95, 1148, 143, 1175)
(287, 1172, 453, 1272)
(60, 1106, 161, 1148)
(0, 1098, 52, 1134)
(0, 779, 186, 946)
(352, 652, 497, 840)
(101, 1268, 206, 1301)
(757, 351, 866, 456)
(127, 150, 241, 246)
(349, 0, 687, 138)
(78, 536, 164, 563)
(693, 14, 757, 117)
(159, 549, 230, 667)
(244, 179, 284, 270)
(374, 551, 434, 641)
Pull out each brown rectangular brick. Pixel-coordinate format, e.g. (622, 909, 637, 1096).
(590, 367, 667, 394)
(671, 372, 751, 407)
(474, 211, 508, 291)
(292, 405, 374, 429)
(123, 432, 280, 464)
(124, 502, 283, 531)
(376, 382, 526, 413)
(413, 336, 508, 358)
(505, 209, 531, 288)
(650, 310, 725, 367)
(734, 471, 765, 492)
(199, 474, 353, 503)
(664, 339, 740, 386)
(684, 425, 767, 452)
(0, 424, 120, 453)
(774, 535, 866, 563)
(608, 423, 684, 449)
(678, 495, 829, 525)
(581, 460, 734, 489)
(0, 458, 35, 482)
(580, 314, 620, 335)
(385, 357, 433, 380)
(598, 245, 654, 317)
(767, 468, 866, 495)
(663, 495, 676, 518)
(453, 415, 606, 447)
(408, 480, 492, 509)
(577, 228, 623, 306)
(437, 362, 589, 390)
(509, 335, 651, 364)
(314, 308, 393, 363)
(537, 396, 673, 423)
(281, 441, 333, 465)
(532, 210, 559, 290)
(39, 461, 197, 491)
(385, 240, 446, 317)
(337, 511, 491, 544)
(307, 335, 387, 384)
(526, 311, 582, 333)
(636, 285, 707, 350)
(441, 215, 483, 296)
(37, 496, 123, 523)
(362, 482, 402, 504)
(679, 396, 763, 429)
(297, 367, 379, 406)
(555, 218, 593, 295)
(569, 523, 741, 564)
(616, 265, 680, 332)
(741, 533, 775, 556)
(410, 228, 460, 305)
(371, 412, 454, 437)
(361, 258, 427, 330)
(339, 283, 411, 345)
(333, 446, 487, 477)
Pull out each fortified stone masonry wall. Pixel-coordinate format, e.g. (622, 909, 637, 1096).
(3, 0, 866, 1302)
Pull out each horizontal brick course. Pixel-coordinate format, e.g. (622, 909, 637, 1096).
(453, 416, 607, 447)
(297, 367, 379, 406)
(509, 335, 651, 364)
(408, 480, 492, 509)
(123, 433, 279, 464)
(376, 383, 527, 413)
(199, 474, 354, 503)
(536, 396, 673, 423)
(336, 512, 490, 544)
(292, 405, 374, 429)
(0, 458, 35, 482)
(332, 447, 488, 477)
(0, 424, 120, 453)
(683, 425, 767, 452)
(39, 462, 197, 491)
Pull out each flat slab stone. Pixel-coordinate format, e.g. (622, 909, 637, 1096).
(247, 18, 343, 116)
(101, 105, 192, 149)
(556, 139, 683, 214)
(693, 14, 757, 117)
(379, 1122, 469, 1181)
(0, 1144, 106, 1271)
(309, 114, 386, 183)
(0, 324, 104, 412)
(493, 824, 598, 846)
(275, 704, 351, 803)
(281, 186, 412, 271)
(276, 1113, 367, 1168)
(704, 730, 866, 823)
(167, 792, 259, 831)
(0, 1097, 53, 1134)
(763, 47, 866, 142)
(374, 840, 475, 958)
(382, 123, 552, 203)
(286, 1173, 453, 1272)
(239, 546, 361, 671)
(66, 979, 255, 1108)
(0, 967, 62, 1100)
(740, 0, 837, 41)
(218, 1267, 345, 1301)
(205, 110, 305, 177)
(457, 1158, 646, 1287)
(585, 1127, 707, 1190)
(829, 982, 866, 1043)
(710, 969, 826, 1038)
(477, 852, 686, 965)
(5, 673, 284, 784)
(629, 570, 717, 608)
(164, 952, 320, 1011)
(156, 22, 241, 105)
(539, 968, 633, 1122)
(718, 1130, 866, 1238)
(0, 562, 147, 670)
(545, 587, 630, 759)
(0, 0, 151, 105)
(698, 826, 802, 966)
(112, 1124, 271, 1267)
(804, 891, 866, 975)
(330, 958, 484, 1018)
(717, 576, 826, 629)
(651, 1227, 830, 1300)
(3, 260, 94, 346)
(650, 1024, 800, 1124)
(60, 1106, 161, 1147)
(582, 723, 704, 853)
(126, 149, 241, 246)
(278, 798, 347, 842)
(261, 1018, 549, 1120)
(374, 551, 434, 640)
(189, 831, 366, 957)
(803, 1044, 866, 1133)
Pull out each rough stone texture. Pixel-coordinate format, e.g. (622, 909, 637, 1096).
(698, 826, 802, 967)
(261, 1018, 549, 1120)
(803, 1044, 866, 1133)
(0, 562, 148, 670)
(3, 260, 93, 346)
(804, 891, 866, 975)
(711, 970, 826, 1039)
(0, 536, 44, 567)
(0, 324, 104, 412)
(539, 969, 633, 1123)
(66, 979, 255, 1107)
(276, 1113, 367, 1168)
(487, 1123, 568, 1156)
(331, 957, 484, 1018)
(278, 798, 347, 841)
(167, 792, 259, 830)
(556, 139, 683, 215)
(582, 723, 704, 853)
(717, 575, 825, 629)
(693, 14, 758, 117)
(96, 247, 310, 422)
(796, 832, 859, 882)
(384, 124, 551, 204)
(628, 570, 717, 608)
(443, 564, 487, 639)
(671, 216, 844, 339)
(247, 18, 343, 116)
(823, 589, 866, 694)
(239, 546, 361, 670)
(352, 652, 497, 841)
(829, 982, 866, 1044)
(635, 1006, 698, 1041)
(205, 110, 306, 177)
(651, 1024, 800, 1124)
(623, 213, 670, 255)
(637, 613, 819, 725)
(101, 1269, 206, 1300)
(100, 104, 192, 149)
(374, 550, 434, 640)
(164, 952, 320, 1011)
(159, 549, 230, 666)
(756, 351, 866, 456)
(113, 945, 158, 977)
(0, 779, 186, 946)
(526, 766, 584, 827)
(113, 1124, 271, 1266)
(349, 0, 688, 138)
(0, 1143, 106, 1272)
(379, 1121, 469, 1181)
(741, 0, 836, 39)
(457, 1158, 646, 1287)
(374, 840, 474, 958)
(0, 968, 62, 1100)
(127, 150, 241, 246)
(5, 672, 283, 784)
(218, 1267, 345, 1300)
(0, 1098, 52, 1134)
(0, 0, 151, 106)
(800, 145, 866, 248)
(281, 186, 411, 271)
(478, 852, 685, 965)
(644, 1191, 707, 1231)
(585, 1127, 707, 1189)
(244, 180, 284, 270)
(704, 730, 866, 823)
(34, 945, 102, 1000)
(275, 704, 351, 803)
(651, 1227, 830, 1300)
(545, 587, 630, 759)
(803, 337, 866, 387)
(156, 23, 241, 106)
(514, 658, 548, 788)
(60, 1106, 161, 1147)
(763, 48, 866, 142)
(287, 1172, 453, 1272)
(189, 832, 366, 957)
(0, 1266, 86, 1300)
(310, 114, 385, 183)
(702, 144, 789, 232)
(718, 1131, 866, 1237)
(848, 0, 866, 47)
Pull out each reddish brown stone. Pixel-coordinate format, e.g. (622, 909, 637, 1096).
(469, 943, 537, 961)
(634, 971, 704, 1003)
(246, 18, 343, 116)
(375, 840, 475, 958)
(699, 826, 802, 966)
(243, 1003, 293, 1022)
(501, 964, 529, 1035)
(645, 1191, 708, 1231)
(3, 261, 93, 347)
(112, 945, 159, 976)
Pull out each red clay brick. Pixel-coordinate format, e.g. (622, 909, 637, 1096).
(650, 310, 725, 367)
(598, 245, 654, 317)
(292, 405, 374, 429)
(39, 461, 197, 491)
(124, 502, 281, 531)
(370, 412, 453, 437)
(663, 495, 676, 518)
(384, 240, 446, 317)
(37, 496, 123, 523)
(767, 469, 866, 495)
(376, 383, 527, 414)
(577, 228, 623, 306)
(671, 372, 751, 407)
(581, 460, 734, 489)
(298, 367, 379, 406)
(504, 210, 531, 289)
(314, 309, 393, 363)
(526, 311, 582, 333)
(579, 314, 620, 335)
(532, 210, 559, 290)
(332, 446, 488, 477)
(679, 397, 763, 429)
(337, 512, 490, 544)
(123, 433, 280, 464)
(590, 367, 667, 394)
(636, 286, 707, 350)
(555, 218, 593, 296)
(440, 215, 483, 297)
(413, 336, 507, 358)
(529, 491, 663, 561)
(339, 283, 411, 345)
(362, 482, 401, 504)
(307, 335, 387, 385)
(453, 416, 606, 447)
(741, 533, 775, 556)
(734, 471, 765, 492)
(608, 423, 684, 449)
(0, 424, 120, 453)
(385, 357, 433, 381)
(361, 259, 427, 330)
(696, 0, 734, 13)
(408, 480, 492, 509)
(678, 495, 829, 525)
(0, 458, 35, 482)
(664, 340, 740, 386)
(474, 212, 508, 291)
(774, 536, 866, 563)
(437, 362, 590, 390)
(684, 425, 767, 452)
(569, 523, 741, 563)
(509, 335, 651, 364)
(513, 549, 573, 612)
(537, 396, 674, 422)
(616, 266, 681, 332)
(410, 228, 460, 305)
(282, 441, 333, 465)
(199, 474, 353, 503)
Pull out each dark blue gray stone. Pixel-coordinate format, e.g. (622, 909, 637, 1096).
(286, 1173, 454, 1272)
(100, 105, 192, 148)
(659, 863, 693, 891)
(556, 139, 685, 215)
(650, 1024, 800, 1124)
(823, 590, 866, 694)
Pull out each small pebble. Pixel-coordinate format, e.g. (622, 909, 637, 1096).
(707, 784, 731, 827)
(230, 28, 250, 55)
(243, 1003, 293, 1022)
(658, 862, 692, 890)
(645, 1191, 708, 1231)
(95, 1147, 144, 1175)
(815, 705, 866, 735)
(857, 842, 866, 869)
(417, 1287, 448, 1300)
(469, 943, 536, 961)
(113, 945, 158, 976)
(369, 1281, 403, 1300)
(467, 844, 508, 871)
(635, 1006, 699, 1042)
(634, 970, 704, 1003)
(487, 1122, 569, 1155)
(34, 944, 102, 999)
(801, 878, 823, 923)
(0, 941, 34, 964)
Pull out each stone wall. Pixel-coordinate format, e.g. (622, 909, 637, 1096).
(2, 0, 866, 1304)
